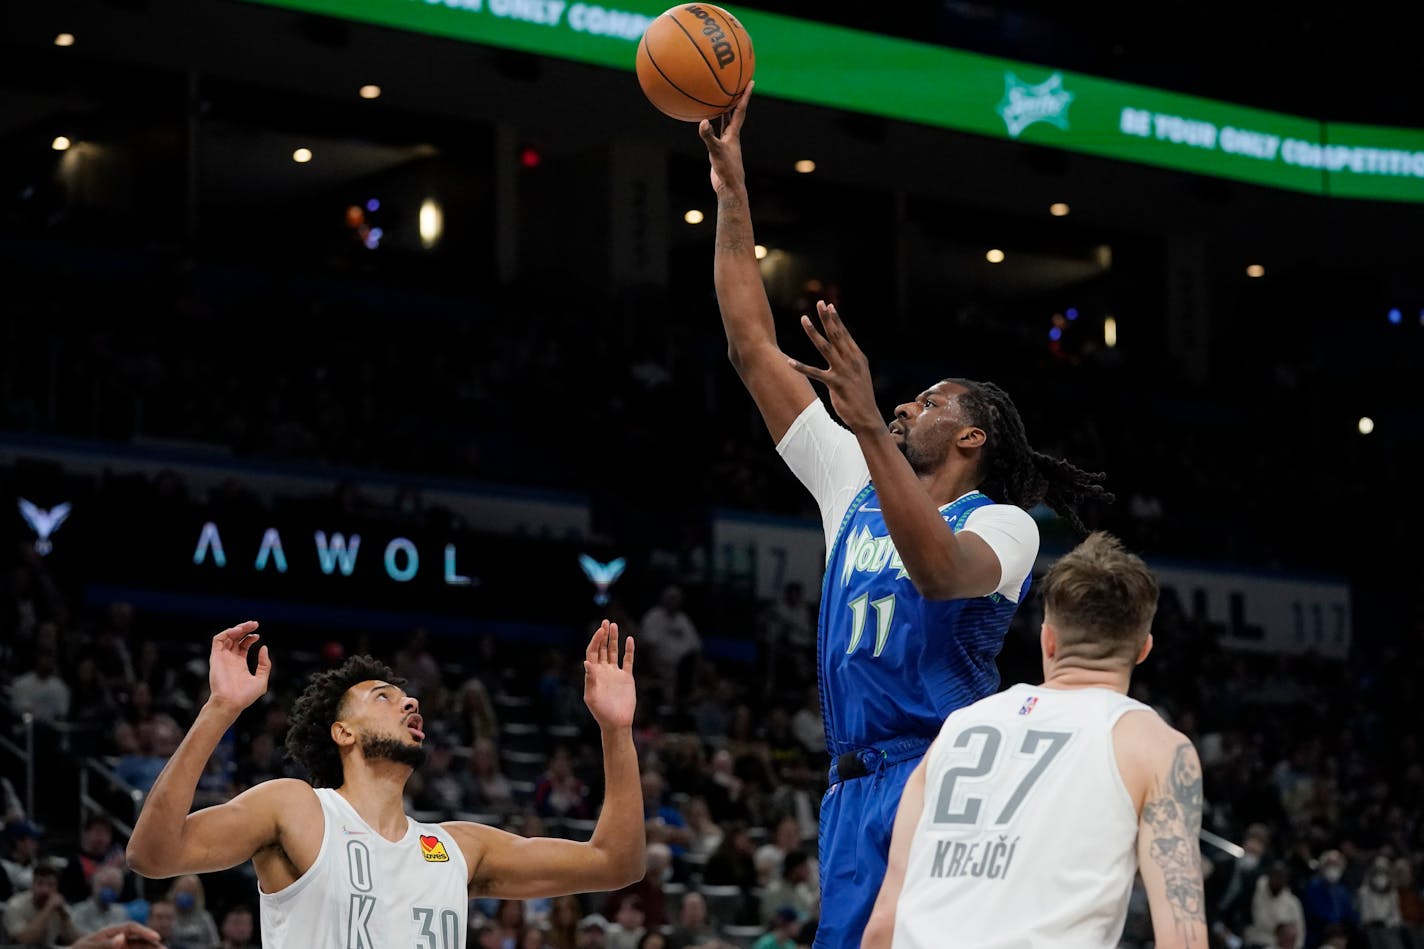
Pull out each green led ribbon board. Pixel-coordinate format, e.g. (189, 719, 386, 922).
(242, 0, 1424, 202)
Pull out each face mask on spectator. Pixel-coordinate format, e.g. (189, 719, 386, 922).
(1239, 854, 1259, 871)
(98, 887, 118, 905)
(1323, 867, 1343, 884)
(1371, 873, 1391, 891)
(176, 893, 196, 911)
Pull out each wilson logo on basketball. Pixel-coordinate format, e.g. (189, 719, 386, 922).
(684, 5, 736, 66)
(419, 835, 450, 863)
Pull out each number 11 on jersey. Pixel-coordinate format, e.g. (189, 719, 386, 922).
(847, 593, 896, 657)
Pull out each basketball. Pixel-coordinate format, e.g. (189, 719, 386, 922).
(636, 4, 755, 122)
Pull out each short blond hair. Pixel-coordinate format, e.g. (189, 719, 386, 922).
(1040, 532, 1158, 664)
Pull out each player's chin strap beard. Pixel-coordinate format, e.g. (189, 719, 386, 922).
(359, 733, 428, 770)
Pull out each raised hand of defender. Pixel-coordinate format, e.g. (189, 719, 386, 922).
(698, 80, 753, 194)
(789, 301, 884, 435)
(583, 620, 636, 731)
(208, 620, 272, 714)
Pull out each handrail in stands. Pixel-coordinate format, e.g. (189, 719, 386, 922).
(0, 713, 35, 817)
(79, 757, 143, 839)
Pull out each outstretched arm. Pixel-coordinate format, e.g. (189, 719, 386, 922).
(127, 622, 287, 877)
(454, 621, 644, 897)
(699, 83, 816, 442)
(863, 757, 927, 949)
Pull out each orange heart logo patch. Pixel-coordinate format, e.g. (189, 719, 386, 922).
(420, 834, 450, 863)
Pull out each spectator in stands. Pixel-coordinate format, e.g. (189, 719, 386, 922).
(217, 904, 257, 949)
(133, 640, 178, 708)
(1218, 824, 1271, 931)
(1303, 850, 1358, 947)
(601, 843, 670, 931)
(492, 899, 527, 949)
(460, 736, 516, 815)
(70, 865, 129, 935)
(788, 687, 824, 757)
(234, 731, 285, 790)
(692, 679, 735, 745)
(545, 895, 583, 949)
(114, 714, 182, 794)
(702, 823, 759, 925)
(668, 892, 717, 949)
(766, 754, 819, 847)
(167, 874, 219, 949)
(605, 895, 645, 949)
(1393, 858, 1422, 928)
(642, 769, 690, 854)
(1272, 922, 1301, 948)
(636, 931, 667, 949)
(758, 582, 814, 699)
(9, 646, 69, 724)
(393, 627, 442, 696)
(1, 820, 43, 893)
(704, 750, 746, 823)
(1245, 863, 1305, 948)
(682, 797, 724, 862)
(453, 677, 500, 746)
(67, 655, 118, 745)
(409, 736, 464, 816)
(147, 899, 177, 945)
(577, 914, 610, 949)
(523, 924, 554, 949)
(750, 906, 799, 949)
(193, 750, 237, 809)
(639, 586, 701, 707)
(59, 816, 132, 905)
(3, 864, 81, 946)
(1358, 855, 1404, 930)
(93, 602, 137, 688)
(758, 850, 817, 925)
(119, 680, 182, 751)
(535, 747, 591, 820)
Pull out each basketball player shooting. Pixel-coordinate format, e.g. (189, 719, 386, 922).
(863, 533, 1207, 949)
(699, 83, 1112, 948)
(127, 620, 644, 947)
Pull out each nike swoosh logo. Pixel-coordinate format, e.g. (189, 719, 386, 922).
(859, 504, 881, 512)
(342, 826, 368, 836)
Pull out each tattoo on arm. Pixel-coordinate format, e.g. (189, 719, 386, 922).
(1143, 742, 1205, 944)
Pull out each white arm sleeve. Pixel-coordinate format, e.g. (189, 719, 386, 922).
(960, 503, 1040, 603)
(775, 399, 870, 553)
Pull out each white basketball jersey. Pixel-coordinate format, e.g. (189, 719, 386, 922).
(259, 788, 469, 949)
(892, 684, 1151, 949)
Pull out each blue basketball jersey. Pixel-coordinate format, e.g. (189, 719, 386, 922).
(817, 485, 1030, 756)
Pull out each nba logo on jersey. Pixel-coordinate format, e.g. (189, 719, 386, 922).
(1018, 696, 1038, 716)
(420, 835, 450, 863)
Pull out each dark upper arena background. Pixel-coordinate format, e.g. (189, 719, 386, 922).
(1, 1, 1422, 947)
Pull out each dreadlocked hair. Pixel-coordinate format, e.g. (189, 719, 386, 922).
(946, 378, 1114, 536)
(285, 655, 405, 788)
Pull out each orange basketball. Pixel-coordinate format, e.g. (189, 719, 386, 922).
(635, 4, 755, 122)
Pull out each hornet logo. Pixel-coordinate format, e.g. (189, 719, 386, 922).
(18, 499, 71, 556)
(578, 555, 626, 606)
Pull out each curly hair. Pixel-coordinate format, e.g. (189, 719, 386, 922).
(285, 655, 405, 788)
(946, 378, 1115, 536)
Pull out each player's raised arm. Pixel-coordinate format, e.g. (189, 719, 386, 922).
(127, 622, 293, 877)
(1133, 734, 1208, 949)
(699, 83, 817, 443)
(862, 757, 928, 949)
(451, 621, 644, 898)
